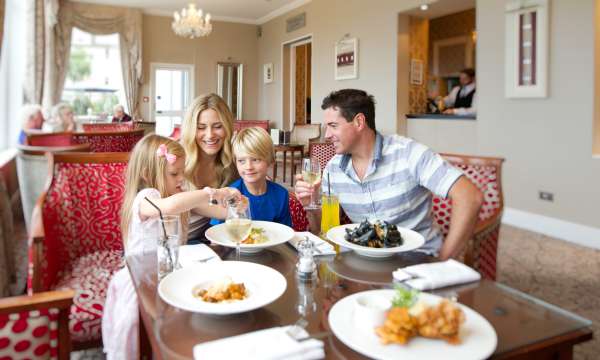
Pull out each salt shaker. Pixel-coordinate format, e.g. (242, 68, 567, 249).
(296, 237, 316, 280)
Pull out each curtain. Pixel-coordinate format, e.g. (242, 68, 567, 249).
(25, 1, 142, 116)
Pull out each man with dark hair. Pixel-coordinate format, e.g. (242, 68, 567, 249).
(441, 68, 476, 115)
(295, 89, 483, 260)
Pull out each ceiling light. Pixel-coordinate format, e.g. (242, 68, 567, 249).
(172, 3, 213, 39)
(420, 4, 429, 11)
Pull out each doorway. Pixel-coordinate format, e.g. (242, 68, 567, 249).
(282, 36, 312, 130)
(150, 62, 194, 136)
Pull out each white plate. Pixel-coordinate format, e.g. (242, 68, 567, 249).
(329, 289, 497, 360)
(206, 220, 295, 253)
(326, 224, 425, 258)
(158, 261, 287, 315)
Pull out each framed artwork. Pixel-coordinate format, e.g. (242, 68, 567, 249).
(505, 0, 549, 98)
(263, 63, 274, 84)
(335, 38, 358, 80)
(410, 59, 424, 85)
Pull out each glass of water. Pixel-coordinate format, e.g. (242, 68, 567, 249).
(157, 215, 180, 280)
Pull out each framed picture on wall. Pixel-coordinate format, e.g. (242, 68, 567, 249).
(505, 0, 549, 98)
(410, 59, 424, 85)
(263, 63, 274, 84)
(335, 38, 358, 80)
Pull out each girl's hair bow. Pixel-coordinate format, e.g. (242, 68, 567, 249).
(156, 144, 177, 164)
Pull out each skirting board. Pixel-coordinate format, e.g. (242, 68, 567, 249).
(502, 207, 600, 250)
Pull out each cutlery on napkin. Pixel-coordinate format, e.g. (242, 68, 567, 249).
(193, 326, 325, 360)
(291, 232, 349, 256)
(178, 244, 221, 268)
(392, 259, 481, 290)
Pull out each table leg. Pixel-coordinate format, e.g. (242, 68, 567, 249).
(283, 151, 287, 183)
(273, 153, 278, 181)
(291, 150, 296, 186)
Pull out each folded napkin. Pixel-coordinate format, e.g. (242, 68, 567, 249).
(193, 326, 325, 360)
(291, 232, 349, 256)
(392, 259, 481, 290)
(178, 244, 221, 268)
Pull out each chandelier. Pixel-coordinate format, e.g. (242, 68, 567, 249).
(172, 4, 212, 39)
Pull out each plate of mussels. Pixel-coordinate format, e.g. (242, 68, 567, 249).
(326, 220, 425, 258)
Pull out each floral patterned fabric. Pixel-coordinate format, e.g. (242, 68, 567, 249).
(72, 131, 143, 152)
(289, 193, 309, 231)
(82, 123, 134, 132)
(0, 308, 59, 359)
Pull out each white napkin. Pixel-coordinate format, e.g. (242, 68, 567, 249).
(392, 259, 481, 290)
(291, 232, 349, 256)
(193, 326, 325, 360)
(178, 244, 221, 268)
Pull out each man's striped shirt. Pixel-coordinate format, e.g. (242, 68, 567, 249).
(322, 133, 463, 255)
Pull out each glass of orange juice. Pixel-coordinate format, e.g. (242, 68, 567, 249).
(321, 194, 340, 253)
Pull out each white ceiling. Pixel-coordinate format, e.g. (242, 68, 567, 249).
(70, 0, 310, 24)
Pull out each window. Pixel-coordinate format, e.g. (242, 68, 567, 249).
(150, 63, 194, 136)
(62, 28, 126, 120)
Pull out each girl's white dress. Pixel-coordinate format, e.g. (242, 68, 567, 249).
(102, 188, 160, 359)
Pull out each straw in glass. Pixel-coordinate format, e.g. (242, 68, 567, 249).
(145, 197, 173, 271)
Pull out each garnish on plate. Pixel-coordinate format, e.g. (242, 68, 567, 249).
(241, 227, 268, 244)
(391, 285, 419, 308)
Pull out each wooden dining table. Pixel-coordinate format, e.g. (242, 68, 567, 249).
(128, 245, 593, 360)
(273, 143, 304, 186)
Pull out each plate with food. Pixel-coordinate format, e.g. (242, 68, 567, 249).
(328, 287, 497, 360)
(206, 220, 295, 253)
(326, 220, 425, 258)
(158, 261, 287, 315)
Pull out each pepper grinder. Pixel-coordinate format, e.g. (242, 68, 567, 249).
(296, 237, 316, 280)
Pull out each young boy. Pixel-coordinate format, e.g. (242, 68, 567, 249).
(210, 127, 292, 227)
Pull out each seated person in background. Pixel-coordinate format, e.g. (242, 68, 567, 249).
(112, 104, 132, 123)
(43, 103, 75, 132)
(18, 104, 45, 144)
(211, 127, 292, 227)
(441, 68, 476, 116)
(294, 89, 483, 260)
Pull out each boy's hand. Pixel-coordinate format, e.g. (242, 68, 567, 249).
(294, 174, 321, 207)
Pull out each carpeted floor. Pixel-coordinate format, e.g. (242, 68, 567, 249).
(71, 223, 598, 359)
(496, 225, 599, 360)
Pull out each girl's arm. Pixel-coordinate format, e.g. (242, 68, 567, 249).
(139, 188, 240, 220)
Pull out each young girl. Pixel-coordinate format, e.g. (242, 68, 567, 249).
(211, 127, 292, 227)
(102, 134, 238, 359)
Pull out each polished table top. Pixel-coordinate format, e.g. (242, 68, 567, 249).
(127, 245, 592, 359)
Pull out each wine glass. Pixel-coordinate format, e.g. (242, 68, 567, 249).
(224, 197, 251, 261)
(302, 157, 322, 210)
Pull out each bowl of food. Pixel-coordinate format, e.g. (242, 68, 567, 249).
(158, 261, 287, 315)
(206, 220, 295, 253)
(326, 220, 425, 258)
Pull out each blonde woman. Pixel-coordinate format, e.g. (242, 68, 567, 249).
(181, 93, 239, 243)
(43, 103, 76, 132)
(102, 134, 239, 359)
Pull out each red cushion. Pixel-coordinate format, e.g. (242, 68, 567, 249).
(34, 162, 127, 291)
(82, 123, 134, 132)
(54, 250, 123, 344)
(0, 309, 59, 359)
(72, 132, 143, 152)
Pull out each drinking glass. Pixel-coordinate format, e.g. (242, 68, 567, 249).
(302, 157, 322, 210)
(157, 215, 180, 280)
(225, 197, 251, 261)
(321, 194, 340, 235)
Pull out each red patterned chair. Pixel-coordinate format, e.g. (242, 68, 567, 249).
(72, 129, 144, 152)
(29, 152, 129, 350)
(169, 126, 181, 140)
(289, 193, 309, 231)
(433, 154, 504, 280)
(0, 289, 74, 359)
(82, 122, 134, 132)
(26, 132, 75, 147)
(309, 142, 336, 172)
(233, 120, 269, 133)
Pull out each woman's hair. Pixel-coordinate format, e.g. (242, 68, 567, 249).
(51, 103, 71, 122)
(181, 93, 237, 187)
(121, 134, 188, 245)
(20, 104, 43, 127)
(232, 127, 274, 164)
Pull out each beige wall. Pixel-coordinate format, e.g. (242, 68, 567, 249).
(477, 0, 600, 228)
(257, 0, 427, 135)
(140, 15, 259, 122)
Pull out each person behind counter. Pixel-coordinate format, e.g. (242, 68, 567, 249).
(440, 68, 476, 116)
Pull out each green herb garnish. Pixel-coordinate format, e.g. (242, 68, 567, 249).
(391, 285, 419, 308)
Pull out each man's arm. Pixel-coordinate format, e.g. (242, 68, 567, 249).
(438, 176, 483, 260)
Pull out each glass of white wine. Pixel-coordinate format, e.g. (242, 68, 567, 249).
(302, 157, 322, 210)
(224, 197, 251, 261)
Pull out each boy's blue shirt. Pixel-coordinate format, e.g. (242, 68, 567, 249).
(210, 179, 292, 227)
